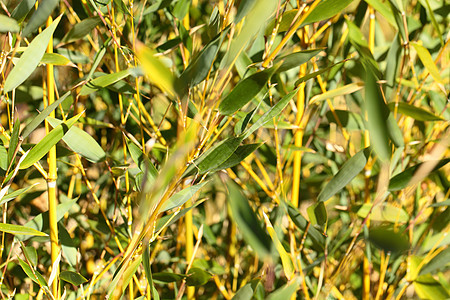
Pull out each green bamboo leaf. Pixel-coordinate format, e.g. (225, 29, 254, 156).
(364, 0, 398, 28)
(41, 53, 74, 66)
(176, 27, 229, 94)
(232, 283, 254, 300)
(387, 102, 444, 121)
(294, 59, 348, 86)
(420, 247, 450, 275)
(4, 15, 61, 92)
(160, 181, 208, 212)
(303, 0, 353, 24)
(142, 246, 160, 300)
(414, 274, 450, 299)
(19, 113, 82, 169)
(309, 82, 364, 105)
(0, 15, 20, 33)
(127, 141, 158, 181)
(184, 136, 244, 176)
(420, 0, 443, 46)
(121, 257, 142, 292)
(58, 223, 77, 266)
(0, 146, 7, 170)
(365, 69, 391, 161)
(173, 0, 190, 20)
(219, 68, 276, 116)
(61, 17, 102, 44)
(0, 223, 46, 236)
(274, 49, 323, 73)
(386, 113, 405, 148)
(210, 143, 262, 173)
(285, 201, 325, 250)
(17, 199, 77, 241)
(59, 271, 87, 286)
(369, 225, 410, 253)
(21, 91, 72, 140)
(0, 185, 37, 206)
(234, 0, 258, 24)
(265, 9, 299, 35)
(411, 42, 444, 89)
(22, 0, 59, 37)
(7, 120, 21, 168)
(357, 203, 409, 223)
(389, 159, 450, 191)
(242, 87, 299, 139)
(137, 46, 175, 95)
(317, 148, 370, 202)
(186, 267, 212, 286)
(47, 117, 106, 163)
(266, 279, 299, 300)
(227, 180, 272, 259)
(22, 246, 38, 267)
(155, 201, 203, 232)
(18, 257, 48, 287)
(11, 0, 36, 22)
(79, 69, 136, 96)
(385, 34, 402, 100)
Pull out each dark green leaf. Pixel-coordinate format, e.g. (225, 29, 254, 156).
(210, 143, 262, 173)
(369, 225, 410, 253)
(227, 180, 272, 259)
(219, 68, 276, 116)
(387, 102, 444, 121)
(22, 0, 59, 37)
(59, 271, 87, 286)
(11, 0, 36, 22)
(294, 59, 348, 86)
(61, 17, 102, 44)
(7, 119, 20, 169)
(318, 148, 370, 202)
(389, 159, 450, 191)
(274, 49, 323, 73)
(18, 257, 48, 287)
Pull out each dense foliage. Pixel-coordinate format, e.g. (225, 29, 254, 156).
(0, 0, 449, 299)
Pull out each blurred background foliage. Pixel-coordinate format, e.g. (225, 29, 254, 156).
(0, 0, 449, 299)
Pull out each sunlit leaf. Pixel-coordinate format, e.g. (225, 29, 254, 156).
(357, 203, 409, 223)
(0, 223, 46, 236)
(47, 117, 106, 163)
(0, 15, 20, 33)
(4, 15, 61, 92)
(160, 181, 208, 212)
(20, 113, 82, 169)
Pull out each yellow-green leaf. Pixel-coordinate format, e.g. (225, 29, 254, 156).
(4, 15, 61, 92)
(0, 223, 46, 236)
(411, 42, 445, 90)
(0, 15, 20, 33)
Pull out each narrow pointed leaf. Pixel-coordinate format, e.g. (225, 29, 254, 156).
(266, 280, 299, 300)
(20, 113, 82, 169)
(160, 181, 208, 212)
(302, 0, 353, 25)
(309, 82, 364, 105)
(61, 17, 102, 44)
(227, 180, 272, 259)
(4, 15, 61, 92)
(0, 223, 46, 236)
(11, 0, 36, 22)
(22, 0, 59, 37)
(243, 87, 299, 139)
(210, 143, 262, 172)
(274, 49, 323, 73)
(47, 117, 106, 163)
(411, 42, 444, 87)
(186, 268, 212, 286)
(137, 46, 175, 95)
(219, 68, 276, 116)
(369, 225, 410, 252)
(318, 148, 370, 202)
(0, 185, 37, 206)
(387, 102, 443, 121)
(79, 69, 136, 96)
(21, 91, 72, 140)
(59, 271, 87, 286)
(18, 257, 48, 287)
(389, 159, 450, 191)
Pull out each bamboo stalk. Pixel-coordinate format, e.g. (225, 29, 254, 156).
(45, 16, 60, 300)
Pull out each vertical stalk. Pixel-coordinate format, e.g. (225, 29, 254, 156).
(45, 16, 60, 300)
(185, 198, 195, 300)
(292, 62, 307, 207)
